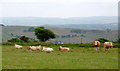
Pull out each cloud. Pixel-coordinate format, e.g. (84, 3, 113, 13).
(0, 0, 118, 17)
(1, 2, 117, 18)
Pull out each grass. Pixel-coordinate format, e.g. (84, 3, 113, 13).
(2, 45, 118, 69)
(0, 45, 2, 71)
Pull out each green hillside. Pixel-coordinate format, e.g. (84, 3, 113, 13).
(2, 26, 118, 43)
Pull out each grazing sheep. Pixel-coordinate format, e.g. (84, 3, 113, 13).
(27, 46, 31, 51)
(36, 45, 42, 50)
(94, 41, 100, 51)
(14, 44, 23, 49)
(59, 46, 70, 51)
(42, 47, 54, 52)
(27, 46, 41, 51)
(103, 42, 113, 51)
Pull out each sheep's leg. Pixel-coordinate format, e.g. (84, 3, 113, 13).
(96, 48, 97, 51)
(30, 50, 32, 52)
(27, 49, 29, 52)
(103, 47, 105, 51)
(27, 49, 31, 52)
(95, 47, 97, 51)
(98, 47, 99, 51)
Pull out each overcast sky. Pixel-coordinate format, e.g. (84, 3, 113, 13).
(0, 0, 119, 18)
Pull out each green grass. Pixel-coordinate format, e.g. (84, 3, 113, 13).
(2, 45, 118, 69)
(0, 45, 2, 71)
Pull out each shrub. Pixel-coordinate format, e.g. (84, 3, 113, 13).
(96, 38, 109, 43)
(8, 38, 24, 43)
(20, 36, 29, 42)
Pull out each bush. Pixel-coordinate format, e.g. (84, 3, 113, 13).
(20, 36, 29, 42)
(8, 38, 24, 43)
(117, 39, 120, 43)
(96, 38, 109, 43)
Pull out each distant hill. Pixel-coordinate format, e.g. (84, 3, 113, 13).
(2, 26, 118, 43)
(2, 16, 118, 30)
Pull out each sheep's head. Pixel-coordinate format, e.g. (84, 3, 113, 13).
(94, 41, 98, 45)
(59, 46, 62, 50)
(43, 47, 45, 49)
(27, 46, 31, 50)
(60, 46, 62, 48)
(42, 47, 46, 51)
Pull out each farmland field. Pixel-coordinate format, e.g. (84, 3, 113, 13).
(2, 45, 118, 69)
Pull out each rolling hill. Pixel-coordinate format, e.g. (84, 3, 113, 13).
(2, 26, 118, 43)
(2, 16, 118, 30)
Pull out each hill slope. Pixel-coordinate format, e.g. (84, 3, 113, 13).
(2, 16, 118, 30)
(2, 26, 118, 43)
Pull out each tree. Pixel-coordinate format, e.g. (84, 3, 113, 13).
(95, 38, 109, 43)
(34, 27, 55, 42)
(20, 36, 29, 42)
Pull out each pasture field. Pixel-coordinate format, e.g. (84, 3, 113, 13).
(0, 45, 2, 71)
(2, 45, 118, 69)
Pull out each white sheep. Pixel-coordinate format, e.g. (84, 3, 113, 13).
(42, 47, 54, 52)
(14, 44, 23, 49)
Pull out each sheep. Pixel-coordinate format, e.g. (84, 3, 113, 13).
(59, 46, 70, 51)
(27, 45, 42, 51)
(14, 44, 23, 49)
(94, 41, 100, 51)
(103, 42, 113, 51)
(42, 47, 54, 52)
(36, 45, 42, 50)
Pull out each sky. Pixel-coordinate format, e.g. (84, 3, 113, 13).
(0, 0, 119, 18)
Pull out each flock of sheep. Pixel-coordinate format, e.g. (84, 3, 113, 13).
(14, 44, 70, 52)
(94, 41, 113, 51)
(14, 41, 113, 52)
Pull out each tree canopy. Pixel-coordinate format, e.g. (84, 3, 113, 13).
(34, 27, 55, 42)
(95, 38, 109, 43)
